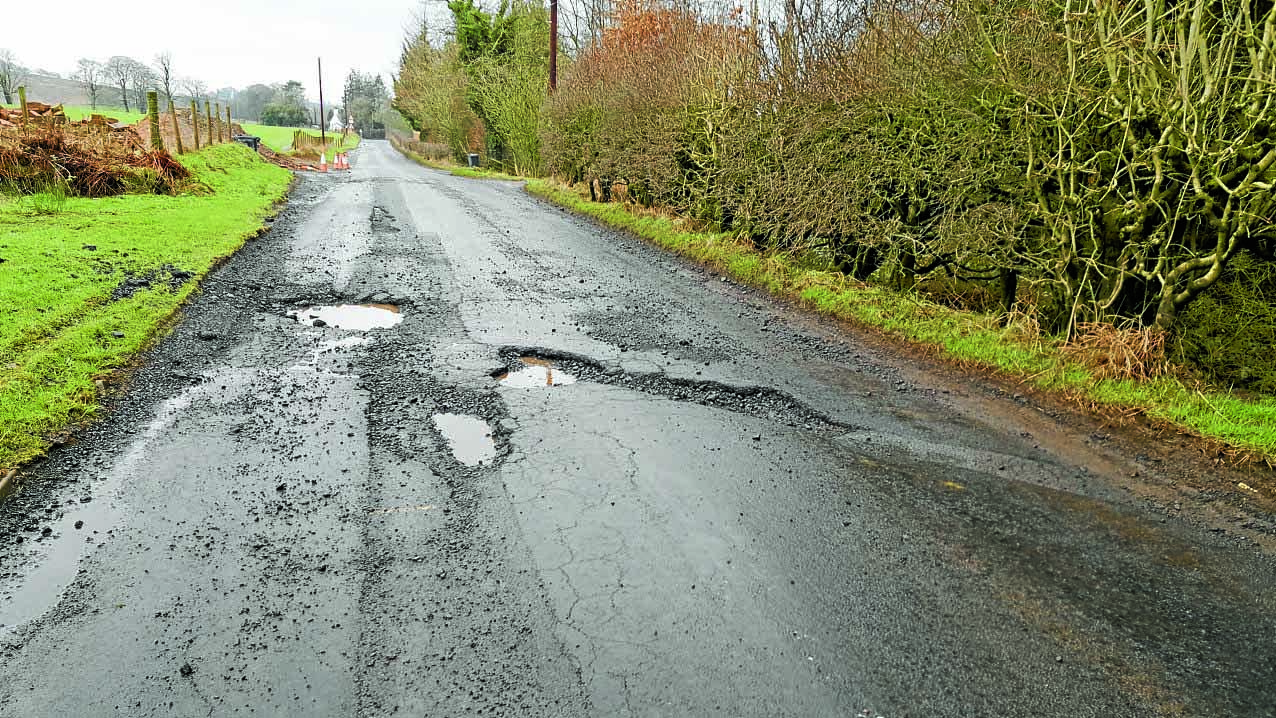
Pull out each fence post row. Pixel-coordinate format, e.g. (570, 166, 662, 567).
(17, 86, 27, 126)
(146, 90, 163, 152)
(190, 100, 201, 149)
(168, 98, 184, 154)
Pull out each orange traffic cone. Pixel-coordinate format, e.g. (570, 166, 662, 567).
(341, 153, 350, 170)
(320, 152, 328, 172)
(336, 153, 345, 170)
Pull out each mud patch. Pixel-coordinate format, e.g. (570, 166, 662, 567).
(290, 304, 402, 331)
(109, 264, 195, 301)
(496, 357, 578, 388)
(432, 413, 498, 467)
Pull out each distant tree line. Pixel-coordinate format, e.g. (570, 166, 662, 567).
(0, 47, 338, 129)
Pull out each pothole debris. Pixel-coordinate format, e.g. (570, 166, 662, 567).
(497, 346, 850, 433)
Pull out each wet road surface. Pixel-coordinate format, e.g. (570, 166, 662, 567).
(1, 140, 1273, 717)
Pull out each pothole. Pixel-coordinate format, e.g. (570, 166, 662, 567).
(497, 346, 853, 433)
(289, 304, 402, 331)
(432, 413, 497, 467)
(496, 356, 577, 388)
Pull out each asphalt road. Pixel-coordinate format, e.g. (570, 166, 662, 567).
(1, 140, 1273, 717)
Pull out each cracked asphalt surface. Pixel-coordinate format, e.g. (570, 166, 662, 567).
(1, 140, 1274, 717)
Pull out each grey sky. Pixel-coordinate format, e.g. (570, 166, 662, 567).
(7, 0, 433, 101)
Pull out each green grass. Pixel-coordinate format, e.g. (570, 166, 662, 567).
(239, 124, 360, 153)
(62, 105, 146, 124)
(525, 179, 1276, 459)
(0, 143, 291, 470)
(0, 103, 145, 124)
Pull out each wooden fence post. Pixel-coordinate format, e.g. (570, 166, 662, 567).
(17, 86, 27, 126)
(225, 106, 233, 139)
(168, 99, 184, 154)
(204, 100, 213, 144)
(190, 100, 200, 149)
(146, 91, 164, 151)
(214, 102, 223, 143)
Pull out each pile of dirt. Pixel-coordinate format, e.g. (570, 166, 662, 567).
(257, 143, 317, 171)
(0, 123, 190, 198)
(132, 110, 248, 156)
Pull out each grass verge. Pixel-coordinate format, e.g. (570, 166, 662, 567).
(240, 124, 360, 153)
(525, 178, 1276, 461)
(0, 143, 292, 470)
(390, 141, 523, 181)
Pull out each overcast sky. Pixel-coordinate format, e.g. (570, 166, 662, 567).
(5, 0, 445, 101)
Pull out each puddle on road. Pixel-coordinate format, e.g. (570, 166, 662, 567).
(432, 413, 497, 466)
(497, 356, 578, 388)
(0, 389, 195, 633)
(290, 304, 402, 331)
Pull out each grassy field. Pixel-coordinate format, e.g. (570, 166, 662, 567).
(0, 143, 291, 470)
(525, 179, 1276, 461)
(0, 103, 146, 124)
(239, 124, 360, 153)
(62, 105, 146, 123)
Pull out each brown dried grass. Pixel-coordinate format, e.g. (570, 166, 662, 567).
(0, 124, 190, 198)
(1063, 322, 1170, 381)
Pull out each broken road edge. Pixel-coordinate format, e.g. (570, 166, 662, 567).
(0, 164, 297, 494)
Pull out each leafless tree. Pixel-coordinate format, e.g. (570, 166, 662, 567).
(128, 62, 157, 111)
(181, 76, 209, 104)
(154, 52, 177, 104)
(0, 49, 27, 105)
(75, 59, 104, 109)
(105, 56, 137, 111)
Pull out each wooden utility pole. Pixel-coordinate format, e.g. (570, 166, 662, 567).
(549, 0, 558, 92)
(317, 57, 326, 150)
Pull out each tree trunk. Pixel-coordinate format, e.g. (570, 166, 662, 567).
(1000, 268, 1019, 323)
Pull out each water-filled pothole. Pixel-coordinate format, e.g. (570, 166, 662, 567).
(497, 356, 577, 388)
(432, 413, 497, 466)
(289, 304, 402, 331)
